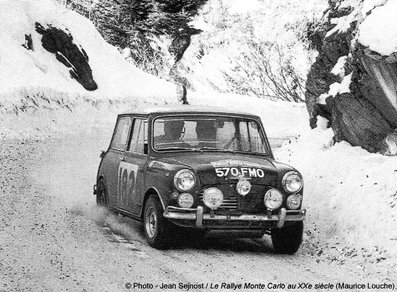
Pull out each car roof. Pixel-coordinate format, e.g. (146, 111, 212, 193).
(121, 104, 258, 117)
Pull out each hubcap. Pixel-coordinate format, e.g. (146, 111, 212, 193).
(145, 206, 157, 238)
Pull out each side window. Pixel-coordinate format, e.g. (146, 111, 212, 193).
(248, 121, 266, 153)
(110, 117, 132, 151)
(239, 122, 250, 151)
(128, 118, 148, 154)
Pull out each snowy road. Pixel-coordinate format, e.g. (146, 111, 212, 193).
(0, 130, 388, 292)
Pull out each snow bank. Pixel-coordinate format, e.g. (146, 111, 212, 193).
(0, 0, 177, 102)
(326, 0, 397, 57)
(359, 0, 397, 56)
(277, 125, 397, 255)
(0, 0, 180, 140)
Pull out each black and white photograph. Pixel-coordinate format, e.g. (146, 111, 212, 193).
(0, 0, 396, 291)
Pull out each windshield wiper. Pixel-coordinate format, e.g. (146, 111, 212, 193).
(196, 146, 219, 150)
(191, 147, 238, 153)
(157, 146, 241, 153)
(157, 147, 193, 151)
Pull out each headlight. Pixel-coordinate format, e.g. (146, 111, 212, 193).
(236, 179, 251, 196)
(177, 193, 194, 208)
(264, 188, 283, 210)
(286, 194, 302, 210)
(282, 171, 303, 193)
(174, 169, 196, 192)
(203, 187, 223, 210)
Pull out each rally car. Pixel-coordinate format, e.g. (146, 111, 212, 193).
(94, 105, 305, 253)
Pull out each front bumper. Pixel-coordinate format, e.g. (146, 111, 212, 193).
(163, 206, 306, 230)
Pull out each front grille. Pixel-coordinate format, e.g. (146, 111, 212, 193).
(199, 184, 268, 213)
(199, 191, 238, 210)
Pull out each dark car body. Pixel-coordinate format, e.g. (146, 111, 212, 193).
(94, 105, 306, 253)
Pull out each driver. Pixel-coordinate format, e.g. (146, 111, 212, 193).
(155, 120, 189, 149)
(164, 120, 184, 140)
(195, 120, 217, 148)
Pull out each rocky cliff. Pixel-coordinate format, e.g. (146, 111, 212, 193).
(306, 0, 397, 154)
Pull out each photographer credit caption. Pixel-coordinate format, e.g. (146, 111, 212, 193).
(128, 281, 396, 291)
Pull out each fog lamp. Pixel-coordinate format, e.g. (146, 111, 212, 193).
(203, 187, 223, 210)
(177, 193, 194, 208)
(264, 188, 283, 210)
(286, 194, 302, 210)
(236, 179, 251, 196)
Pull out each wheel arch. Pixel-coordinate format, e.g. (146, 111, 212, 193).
(141, 187, 165, 220)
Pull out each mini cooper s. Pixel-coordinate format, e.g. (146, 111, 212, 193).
(94, 105, 306, 253)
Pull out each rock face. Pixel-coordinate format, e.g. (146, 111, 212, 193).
(306, 1, 397, 154)
(35, 22, 97, 91)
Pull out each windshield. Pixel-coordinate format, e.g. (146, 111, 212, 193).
(152, 115, 269, 154)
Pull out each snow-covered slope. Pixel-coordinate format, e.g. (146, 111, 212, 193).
(0, 0, 310, 141)
(0, 0, 177, 104)
(277, 121, 397, 261)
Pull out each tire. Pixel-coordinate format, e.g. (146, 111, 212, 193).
(96, 180, 108, 207)
(143, 195, 171, 249)
(271, 221, 303, 254)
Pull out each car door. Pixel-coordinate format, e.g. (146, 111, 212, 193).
(117, 117, 148, 216)
(104, 116, 132, 208)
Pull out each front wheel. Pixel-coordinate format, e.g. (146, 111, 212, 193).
(271, 221, 303, 254)
(143, 195, 171, 249)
